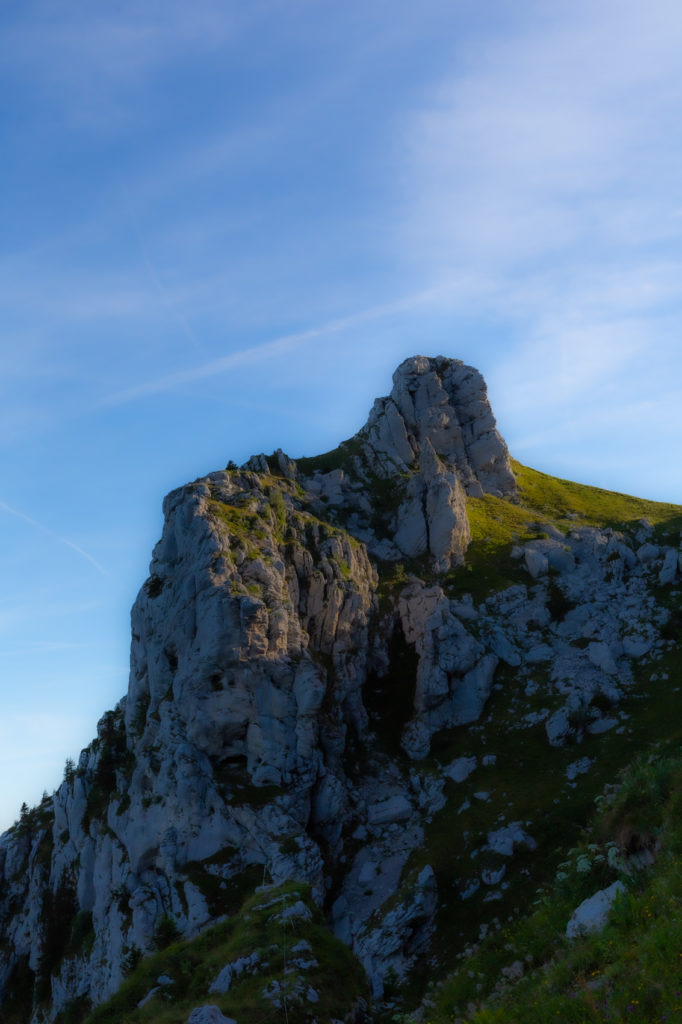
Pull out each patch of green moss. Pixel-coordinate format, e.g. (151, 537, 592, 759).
(182, 858, 264, 919)
(208, 499, 266, 549)
(264, 484, 287, 539)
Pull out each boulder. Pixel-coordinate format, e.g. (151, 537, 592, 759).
(188, 1008, 238, 1024)
(623, 636, 652, 658)
(659, 547, 679, 585)
(587, 642, 618, 676)
(545, 708, 571, 746)
(524, 548, 549, 578)
(486, 823, 536, 857)
(448, 655, 498, 725)
(444, 757, 477, 783)
(566, 881, 625, 938)
(488, 629, 521, 666)
(481, 865, 506, 886)
(368, 794, 413, 827)
(637, 542, 660, 564)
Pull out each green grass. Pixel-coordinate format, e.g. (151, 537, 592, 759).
(208, 499, 266, 549)
(84, 882, 368, 1024)
(513, 460, 682, 536)
(443, 495, 539, 601)
(423, 746, 682, 1024)
(438, 461, 682, 604)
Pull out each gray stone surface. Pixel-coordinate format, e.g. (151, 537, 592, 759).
(566, 881, 625, 938)
(524, 548, 549, 578)
(368, 795, 413, 827)
(486, 823, 536, 857)
(659, 547, 679, 584)
(587, 642, 618, 676)
(444, 757, 477, 783)
(300, 355, 516, 571)
(188, 1008, 238, 1024)
(209, 953, 261, 994)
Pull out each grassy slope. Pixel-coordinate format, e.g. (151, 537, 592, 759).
(393, 463, 682, 1023)
(427, 748, 682, 1024)
(441, 460, 682, 603)
(69, 883, 368, 1024)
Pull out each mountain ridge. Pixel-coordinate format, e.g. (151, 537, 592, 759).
(2, 356, 682, 1024)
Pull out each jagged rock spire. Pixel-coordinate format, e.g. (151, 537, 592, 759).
(299, 356, 516, 570)
(362, 355, 516, 498)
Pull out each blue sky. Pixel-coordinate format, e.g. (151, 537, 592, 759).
(2, 0, 682, 830)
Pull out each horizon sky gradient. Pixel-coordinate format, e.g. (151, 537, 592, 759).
(2, 0, 682, 829)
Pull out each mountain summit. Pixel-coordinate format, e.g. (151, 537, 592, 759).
(252, 355, 515, 571)
(2, 357, 682, 1024)
(360, 355, 516, 499)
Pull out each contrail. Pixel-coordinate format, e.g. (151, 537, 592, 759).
(102, 280, 462, 408)
(0, 500, 109, 577)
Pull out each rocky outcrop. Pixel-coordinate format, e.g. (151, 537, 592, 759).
(362, 356, 516, 495)
(396, 582, 496, 758)
(0, 356, 677, 1024)
(0, 465, 388, 1016)
(298, 355, 516, 570)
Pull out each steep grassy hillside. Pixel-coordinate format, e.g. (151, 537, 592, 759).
(414, 746, 682, 1024)
(389, 465, 682, 1022)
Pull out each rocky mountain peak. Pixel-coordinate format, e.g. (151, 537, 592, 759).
(363, 355, 516, 497)
(296, 355, 516, 570)
(4, 356, 678, 1024)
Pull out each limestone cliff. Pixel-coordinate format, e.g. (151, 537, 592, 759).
(1, 355, 680, 1024)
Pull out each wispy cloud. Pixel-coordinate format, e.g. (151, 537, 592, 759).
(400, 1, 682, 277)
(390, 0, 682, 493)
(2, 1, 246, 126)
(0, 501, 108, 577)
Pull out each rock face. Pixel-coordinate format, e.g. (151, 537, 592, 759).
(363, 356, 515, 496)
(0, 355, 676, 1023)
(298, 355, 516, 571)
